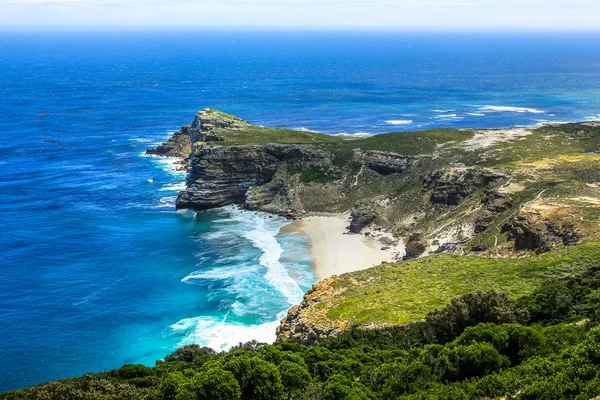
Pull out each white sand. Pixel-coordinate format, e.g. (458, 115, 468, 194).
(461, 128, 533, 151)
(282, 215, 404, 280)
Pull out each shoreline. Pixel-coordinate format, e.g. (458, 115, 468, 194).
(282, 214, 405, 280)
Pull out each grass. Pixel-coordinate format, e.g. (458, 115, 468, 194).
(204, 109, 243, 121)
(215, 128, 343, 145)
(214, 126, 474, 157)
(476, 124, 600, 167)
(351, 128, 475, 155)
(324, 243, 600, 326)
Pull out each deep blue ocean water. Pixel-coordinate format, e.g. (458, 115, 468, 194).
(1, 31, 600, 391)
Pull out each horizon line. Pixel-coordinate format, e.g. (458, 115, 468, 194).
(2, 26, 600, 34)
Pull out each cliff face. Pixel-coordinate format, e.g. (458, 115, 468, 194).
(176, 143, 334, 215)
(145, 108, 255, 170)
(150, 110, 600, 258)
(145, 129, 192, 171)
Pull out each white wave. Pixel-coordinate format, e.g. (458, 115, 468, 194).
(434, 114, 463, 120)
(243, 214, 304, 306)
(164, 313, 285, 351)
(128, 138, 155, 143)
(143, 153, 187, 179)
(294, 127, 322, 133)
(147, 178, 154, 183)
(586, 114, 600, 121)
(386, 120, 413, 125)
(159, 182, 187, 192)
(157, 195, 177, 208)
(182, 265, 257, 282)
(433, 109, 455, 113)
(175, 209, 197, 218)
(466, 113, 486, 117)
(479, 105, 545, 114)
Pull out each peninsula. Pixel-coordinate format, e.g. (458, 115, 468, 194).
(5, 109, 600, 400)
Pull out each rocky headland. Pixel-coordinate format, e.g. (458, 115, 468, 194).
(148, 109, 600, 342)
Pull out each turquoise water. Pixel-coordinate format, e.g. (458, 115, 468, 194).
(1, 31, 600, 391)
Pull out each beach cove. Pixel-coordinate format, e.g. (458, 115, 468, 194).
(282, 215, 405, 280)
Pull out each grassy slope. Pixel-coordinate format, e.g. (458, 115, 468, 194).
(325, 242, 600, 326)
(215, 126, 475, 154)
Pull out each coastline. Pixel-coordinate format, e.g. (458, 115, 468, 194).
(282, 215, 405, 280)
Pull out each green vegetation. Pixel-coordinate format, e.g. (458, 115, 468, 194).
(7, 257, 600, 400)
(296, 168, 340, 184)
(216, 128, 343, 145)
(339, 128, 475, 156)
(324, 243, 600, 326)
(216, 126, 474, 157)
(204, 109, 243, 121)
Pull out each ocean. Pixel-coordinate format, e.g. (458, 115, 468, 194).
(1, 31, 599, 391)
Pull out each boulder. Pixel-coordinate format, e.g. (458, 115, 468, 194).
(349, 201, 378, 233)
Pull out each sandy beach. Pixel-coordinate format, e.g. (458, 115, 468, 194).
(282, 215, 405, 280)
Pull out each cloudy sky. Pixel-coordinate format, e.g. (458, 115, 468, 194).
(0, 0, 599, 30)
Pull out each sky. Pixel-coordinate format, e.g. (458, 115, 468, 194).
(0, 0, 599, 31)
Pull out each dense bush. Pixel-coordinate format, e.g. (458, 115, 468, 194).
(6, 267, 600, 400)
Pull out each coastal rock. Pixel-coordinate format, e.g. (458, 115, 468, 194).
(245, 174, 305, 218)
(504, 205, 581, 253)
(349, 201, 378, 233)
(145, 128, 192, 170)
(433, 242, 461, 254)
(276, 278, 347, 344)
(357, 150, 417, 175)
(402, 232, 426, 260)
(146, 128, 192, 159)
(177, 143, 335, 212)
(145, 108, 254, 170)
(474, 191, 514, 233)
(423, 167, 507, 206)
(186, 108, 255, 143)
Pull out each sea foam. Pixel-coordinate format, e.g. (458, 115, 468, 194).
(243, 213, 305, 306)
(174, 207, 310, 351)
(479, 105, 545, 114)
(386, 120, 413, 125)
(165, 313, 285, 351)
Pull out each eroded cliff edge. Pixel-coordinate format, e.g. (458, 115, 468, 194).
(149, 110, 600, 342)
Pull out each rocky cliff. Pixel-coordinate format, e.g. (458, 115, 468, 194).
(176, 143, 335, 216)
(149, 110, 600, 257)
(149, 110, 600, 342)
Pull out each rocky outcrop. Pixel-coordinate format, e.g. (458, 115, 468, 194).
(357, 150, 417, 175)
(403, 232, 426, 260)
(504, 205, 581, 253)
(349, 201, 378, 233)
(424, 167, 507, 206)
(176, 143, 335, 213)
(474, 191, 514, 233)
(186, 108, 255, 143)
(245, 174, 304, 218)
(145, 109, 255, 169)
(145, 129, 192, 170)
(276, 279, 349, 344)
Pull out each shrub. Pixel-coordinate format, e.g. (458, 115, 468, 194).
(177, 368, 241, 400)
(164, 345, 217, 364)
(426, 291, 528, 343)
